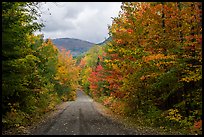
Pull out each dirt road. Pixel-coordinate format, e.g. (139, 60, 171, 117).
(30, 89, 139, 135)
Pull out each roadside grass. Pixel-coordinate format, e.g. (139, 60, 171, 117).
(94, 97, 201, 135)
(2, 90, 76, 135)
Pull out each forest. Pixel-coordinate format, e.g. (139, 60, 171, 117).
(2, 2, 202, 135)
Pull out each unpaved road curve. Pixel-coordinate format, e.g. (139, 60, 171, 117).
(30, 89, 139, 135)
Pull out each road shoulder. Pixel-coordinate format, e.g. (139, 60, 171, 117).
(2, 101, 72, 135)
(92, 100, 181, 135)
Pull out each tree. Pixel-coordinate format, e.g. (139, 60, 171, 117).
(2, 2, 43, 115)
(54, 48, 80, 101)
(79, 2, 202, 133)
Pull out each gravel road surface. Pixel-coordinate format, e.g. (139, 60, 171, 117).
(30, 89, 139, 135)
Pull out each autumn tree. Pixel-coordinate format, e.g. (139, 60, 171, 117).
(79, 2, 202, 133)
(55, 48, 80, 101)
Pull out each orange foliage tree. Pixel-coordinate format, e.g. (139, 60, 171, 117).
(80, 2, 202, 133)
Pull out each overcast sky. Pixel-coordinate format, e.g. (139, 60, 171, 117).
(35, 2, 122, 44)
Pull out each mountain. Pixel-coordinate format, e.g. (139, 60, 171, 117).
(51, 38, 96, 57)
(97, 36, 112, 45)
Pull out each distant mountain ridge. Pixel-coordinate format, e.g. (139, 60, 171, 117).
(51, 38, 95, 57)
(51, 37, 112, 57)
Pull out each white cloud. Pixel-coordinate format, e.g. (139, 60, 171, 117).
(35, 2, 122, 43)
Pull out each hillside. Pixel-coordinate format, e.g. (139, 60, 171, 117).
(51, 38, 96, 57)
(96, 36, 112, 45)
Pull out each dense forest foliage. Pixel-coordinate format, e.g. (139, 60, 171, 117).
(2, 2, 202, 135)
(2, 2, 79, 130)
(79, 2, 202, 134)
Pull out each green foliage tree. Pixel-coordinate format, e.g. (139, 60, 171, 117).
(2, 2, 43, 116)
(2, 2, 79, 131)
